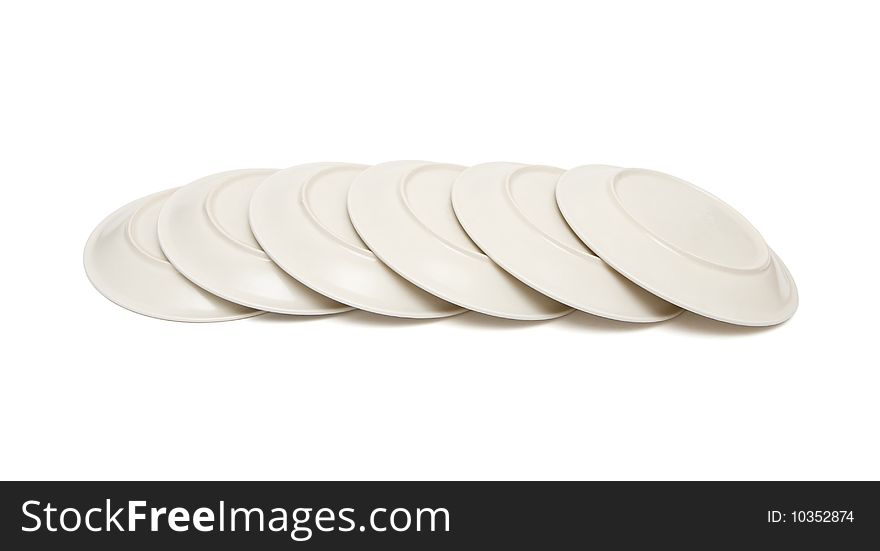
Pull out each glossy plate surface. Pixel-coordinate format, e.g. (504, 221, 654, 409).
(157, 170, 351, 315)
(249, 163, 463, 318)
(84, 189, 261, 322)
(348, 161, 571, 320)
(452, 163, 680, 322)
(556, 165, 798, 326)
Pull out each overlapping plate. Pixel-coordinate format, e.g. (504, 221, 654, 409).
(85, 161, 798, 326)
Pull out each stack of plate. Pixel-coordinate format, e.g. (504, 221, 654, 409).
(84, 161, 798, 326)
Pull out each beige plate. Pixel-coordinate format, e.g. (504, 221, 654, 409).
(556, 165, 798, 326)
(348, 161, 572, 320)
(249, 163, 463, 319)
(157, 170, 351, 315)
(452, 163, 680, 322)
(84, 189, 262, 322)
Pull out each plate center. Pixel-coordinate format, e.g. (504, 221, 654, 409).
(304, 166, 371, 253)
(205, 172, 269, 253)
(507, 166, 596, 256)
(403, 165, 483, 256)
(127, 191, 172, 263)
(612, 169, 770, 270)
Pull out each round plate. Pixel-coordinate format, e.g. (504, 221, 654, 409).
(452, 163, 681, 322)
(249, 163, 463, 318)
(556, 165, 798, 326)
(84, 189, 261, 322)
(157, 169, 351, 315)
(348, 161, 572, 320)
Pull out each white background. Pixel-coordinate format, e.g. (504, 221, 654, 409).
(1, 1, 877, 480)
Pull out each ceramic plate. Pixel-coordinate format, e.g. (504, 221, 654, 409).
(452, 163, 680, 322)
(348, 161, 572, 320)
(157, 169, 351, 315)
(556, 165, 798, 326)
(249, 163, 463, 318)
(84, 189, 261, 322)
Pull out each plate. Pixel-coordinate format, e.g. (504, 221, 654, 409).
(249, 163, 463, 318)
(157, 169, 351, 315)
(556, 165, 798, 326)
(348, 161, 572, 320)
(452, 163, 681, 322)
(84, 189, 261, 322)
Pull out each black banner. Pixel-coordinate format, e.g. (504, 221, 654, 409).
(1, 482, 876, 548)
